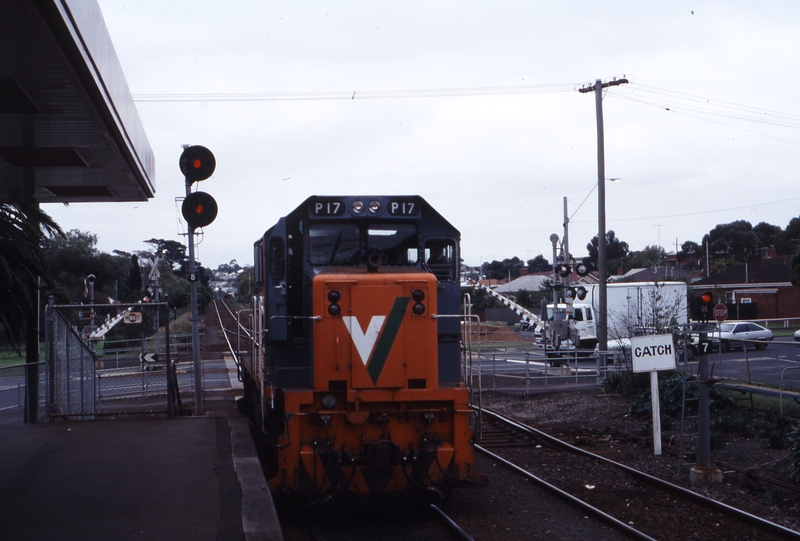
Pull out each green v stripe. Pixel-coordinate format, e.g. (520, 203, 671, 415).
(367, 297, 410, 385)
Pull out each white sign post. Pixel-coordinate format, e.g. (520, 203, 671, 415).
(630, 334, 676, 455)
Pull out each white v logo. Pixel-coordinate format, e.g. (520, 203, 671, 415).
(343, 316, 386, 366)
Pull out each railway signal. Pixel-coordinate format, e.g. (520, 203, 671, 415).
(698, 290, 713, 322)
(179, 144, 217, 416)
(179, 145, 216, 183)
(182, 191, 218, 228)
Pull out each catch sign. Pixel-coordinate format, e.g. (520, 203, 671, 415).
(631, 334, 676, 373)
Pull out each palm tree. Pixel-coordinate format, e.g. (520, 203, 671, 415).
(0, 203, 62, 347)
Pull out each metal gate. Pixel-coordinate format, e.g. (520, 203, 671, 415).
(45, 300, 182, 419)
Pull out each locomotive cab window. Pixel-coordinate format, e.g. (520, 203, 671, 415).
(424, 240, 456, 281)
(367, 224, 418, 265)
(309, 224, 360, 266)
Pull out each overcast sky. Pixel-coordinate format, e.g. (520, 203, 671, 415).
(46, 1, 800, 269)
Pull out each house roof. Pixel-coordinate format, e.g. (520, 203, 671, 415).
(692, 256, 792, 287)
(617, 266, 694, 283)
(495, 273, 550, 293)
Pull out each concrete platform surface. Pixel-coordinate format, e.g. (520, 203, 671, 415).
(0, 415, 282, 541)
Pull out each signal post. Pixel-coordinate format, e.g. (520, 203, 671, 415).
(691, 290, 723, 483)
(179, 145, 218, 415)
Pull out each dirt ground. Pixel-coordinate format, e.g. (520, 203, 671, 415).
(481, 388, 800, 534)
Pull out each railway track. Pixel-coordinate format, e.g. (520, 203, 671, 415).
(209, 297, 254, 377)
(476, 407, 800, 541)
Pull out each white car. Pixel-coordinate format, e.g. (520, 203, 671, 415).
(794, 329, 800, 342)
(712, 322, 773, 352)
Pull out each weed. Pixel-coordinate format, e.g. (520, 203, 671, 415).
(789, 425, 800, 481)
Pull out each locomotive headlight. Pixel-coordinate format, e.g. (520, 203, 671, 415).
(351, 200, 365, 214)
(368, 200, 381, 214)
(322, 394, 336, 409)
(411, 289, 426, 315)
(327, 290, 341, 316)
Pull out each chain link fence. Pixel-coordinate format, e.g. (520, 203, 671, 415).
(45, 301, 182, 419)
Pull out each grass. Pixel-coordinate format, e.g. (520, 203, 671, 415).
(0, 345, 46, 369)
(718, 388, 800, 419)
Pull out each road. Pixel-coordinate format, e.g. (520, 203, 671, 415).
(474, 334, 800, 391)
(695, 337, 800, 389)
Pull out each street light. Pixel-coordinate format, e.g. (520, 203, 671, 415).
(550, 234, 559, 307)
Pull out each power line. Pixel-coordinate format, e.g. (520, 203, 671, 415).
(132, 82, 580, 102)
(571, 196, 800, 224)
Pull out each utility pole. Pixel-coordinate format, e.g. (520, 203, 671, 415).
(579, 77, 628, 361)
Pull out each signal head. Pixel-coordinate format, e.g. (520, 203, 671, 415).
(179, 145, 216, 183)
(182, 191, 218, 228)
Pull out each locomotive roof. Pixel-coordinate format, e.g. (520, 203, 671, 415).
(267, 195, 460, 238)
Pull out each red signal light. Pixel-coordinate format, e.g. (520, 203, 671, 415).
(179, 145, 215, 183)
(182, 191, 217, 228)
(700, 292, 712, 304)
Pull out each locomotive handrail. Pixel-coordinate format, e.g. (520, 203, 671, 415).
(265, 315, 322, 432)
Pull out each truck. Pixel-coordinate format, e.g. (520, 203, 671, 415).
(544, 281, 689, 351)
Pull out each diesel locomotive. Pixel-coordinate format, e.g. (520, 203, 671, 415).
(242, 195, 486, 502)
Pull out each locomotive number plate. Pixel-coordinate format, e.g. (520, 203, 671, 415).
(388, 200, 419, 216)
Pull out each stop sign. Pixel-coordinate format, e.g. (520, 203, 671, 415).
(713, 303, 728, 322)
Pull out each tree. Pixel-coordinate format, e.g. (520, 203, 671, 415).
(236, 268, 255, 305)
(125, 255, 143, 300)
(777, 217, 800, 255)
(484, 257, 525, 281)
(678, 240, 703, 270)
(41, 229, 130, 303)
(144, 238, 187, 272)
(753, 222, 782, 250)
(586, 230, 629, 272)
(703, 220, 760, 262)
(0, 204, 62, 346)
(623, 245, 666, 272)
(790, 249, 800, 289)
(527, 254, 550, 273)
(681, 240, 701, 257)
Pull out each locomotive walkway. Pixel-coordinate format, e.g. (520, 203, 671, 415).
(0, 386, 282, 541)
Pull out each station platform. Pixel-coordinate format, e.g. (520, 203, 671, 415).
(0, 394, 283, 541)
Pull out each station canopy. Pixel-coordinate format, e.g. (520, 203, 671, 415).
(0, 0, 155, 204)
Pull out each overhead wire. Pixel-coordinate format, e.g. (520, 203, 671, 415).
(570, 195, 800, 224)
(132, 82, 580, 102)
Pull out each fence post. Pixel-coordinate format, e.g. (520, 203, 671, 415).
(525, 354, 530, 397)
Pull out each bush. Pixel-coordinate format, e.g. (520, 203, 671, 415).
(789, 425, 800, 481)
(601, 370, 649, 397)
(757, 415, 794, 450)
(628, 371, 732, 418)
